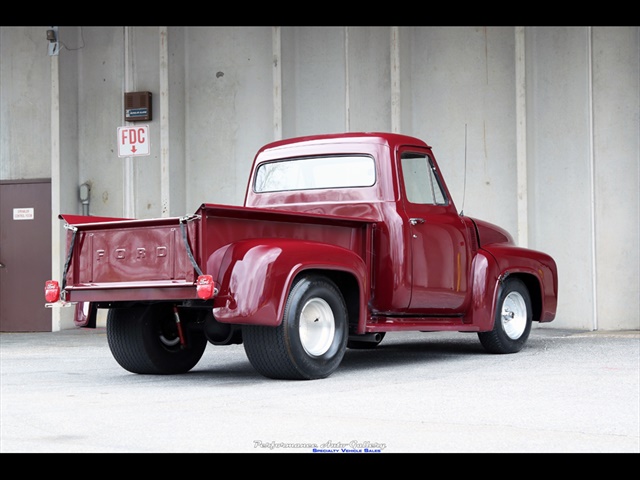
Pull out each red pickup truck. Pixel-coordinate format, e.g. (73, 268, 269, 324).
(46, 132, 558, 380)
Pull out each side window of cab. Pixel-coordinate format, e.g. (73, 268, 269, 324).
(400, 152, 447, 205)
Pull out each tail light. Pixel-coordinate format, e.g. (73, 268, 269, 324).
(45, 280, 61, 303)
(196, 275, 218, 300)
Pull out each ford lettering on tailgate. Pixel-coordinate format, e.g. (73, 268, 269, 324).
(83, 226, 188, 283)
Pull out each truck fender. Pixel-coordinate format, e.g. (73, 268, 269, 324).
(483, 244, 558, 324)
(208, 239, 367, 326)
(467, 247, 558, 331)
(465, 250, 501, 331)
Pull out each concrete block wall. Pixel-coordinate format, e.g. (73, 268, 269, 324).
(1, 26, 638, 331)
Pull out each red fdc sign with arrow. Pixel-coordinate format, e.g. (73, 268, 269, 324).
(117, 125, 150, 157)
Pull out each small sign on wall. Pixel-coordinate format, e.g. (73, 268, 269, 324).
(117, 125, 150, 157)
(13, 208, 34, 220)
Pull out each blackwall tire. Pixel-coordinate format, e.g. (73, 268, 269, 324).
(106, 303, 207, 374)
(478, 277, 532, 354)
(242, 274, 348, 380)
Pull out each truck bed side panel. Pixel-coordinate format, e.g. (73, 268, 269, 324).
(197, 204, 372, 270)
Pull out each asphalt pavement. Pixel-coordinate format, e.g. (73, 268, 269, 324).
(1, 326, 638, 453)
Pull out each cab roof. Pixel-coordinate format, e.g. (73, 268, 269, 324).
(256, 132, 431, 156)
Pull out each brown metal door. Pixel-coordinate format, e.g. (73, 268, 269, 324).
(0, 180, 52, 332)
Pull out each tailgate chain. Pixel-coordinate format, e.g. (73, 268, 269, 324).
(179, 215, 204, 277)
(60, 224, 78, 301)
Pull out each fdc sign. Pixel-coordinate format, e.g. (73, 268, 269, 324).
(117, 125, 150, 157)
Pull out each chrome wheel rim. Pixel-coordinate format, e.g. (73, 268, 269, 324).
(501, 291, 527, 339)
(299, 298, 335, 356)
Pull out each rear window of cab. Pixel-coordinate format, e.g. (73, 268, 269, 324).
(254, 155, 376, 193)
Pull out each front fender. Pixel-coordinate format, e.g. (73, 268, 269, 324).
(484, 244, 558, 323)
(208, 239, 367, 326)
(465, 250, 501, 331)
(466, 245, 558, 331)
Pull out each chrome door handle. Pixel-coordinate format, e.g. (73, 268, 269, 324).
(409, 218, 425, 225)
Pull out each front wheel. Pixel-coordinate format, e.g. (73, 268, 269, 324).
(478, 277, 532, 354)
(107, 303, 207, 374)
(242, 274, 348, 380)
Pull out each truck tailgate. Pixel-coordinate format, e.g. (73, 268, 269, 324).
(61, 215, 198, 302)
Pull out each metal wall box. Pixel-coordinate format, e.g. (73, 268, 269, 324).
(125, 91, 152, 122)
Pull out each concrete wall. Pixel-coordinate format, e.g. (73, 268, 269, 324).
(592, 27, 640, 330)
(1, 27, 51, 179)
(1, 26, 638, 332)
(528, 27, 596, 330)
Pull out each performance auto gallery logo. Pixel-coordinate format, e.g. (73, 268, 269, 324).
(254, 440, 387, 453)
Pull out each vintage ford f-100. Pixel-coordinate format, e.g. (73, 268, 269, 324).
(46, 132, 558, 380)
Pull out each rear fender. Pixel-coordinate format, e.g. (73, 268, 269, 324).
(209, 239, 367, 326)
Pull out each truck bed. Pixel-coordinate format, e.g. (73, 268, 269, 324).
(60, 204, 374, 303)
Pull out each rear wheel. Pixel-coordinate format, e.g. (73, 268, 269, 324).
(478, 277, 532, 354)
(243, 274, 348, 380)
(106, 303, 207, 374)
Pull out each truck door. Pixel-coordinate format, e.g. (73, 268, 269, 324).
(398, 149, 471, 313)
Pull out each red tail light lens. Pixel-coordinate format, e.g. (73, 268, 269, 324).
(196, 275, 216, 300)
(45, 280, 61, 303)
